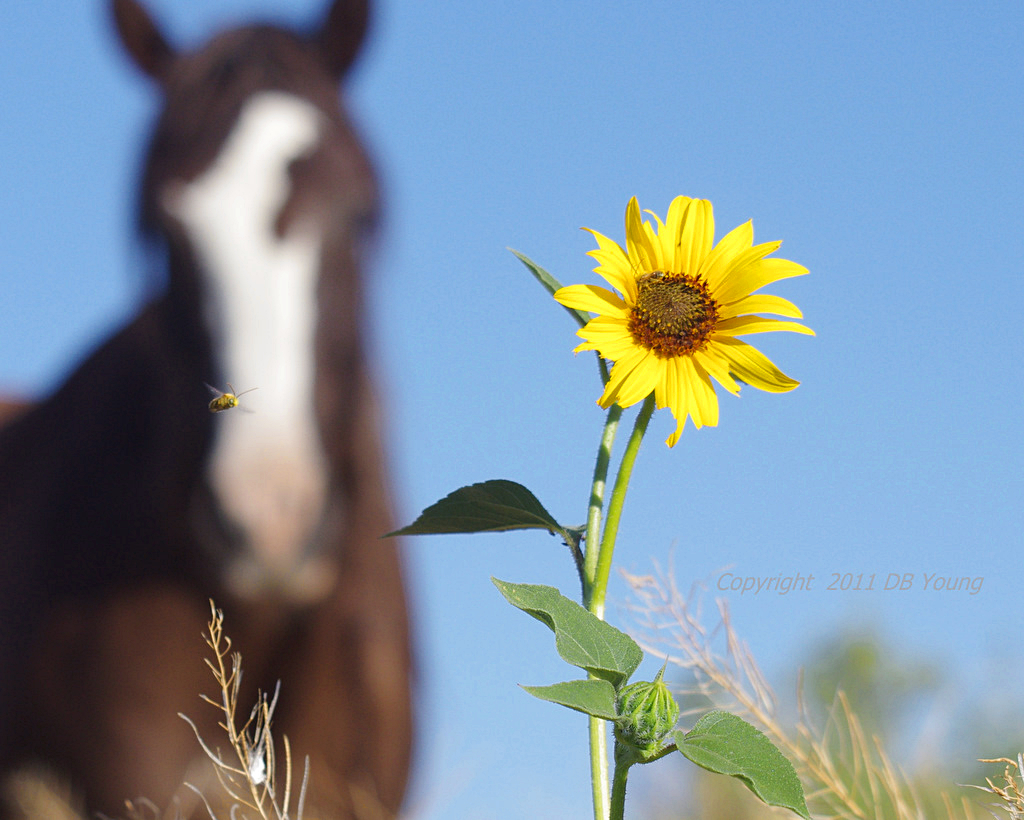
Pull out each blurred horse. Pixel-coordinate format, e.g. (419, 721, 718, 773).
(0, 400, 29, 429)
(0, 1, 412, 816)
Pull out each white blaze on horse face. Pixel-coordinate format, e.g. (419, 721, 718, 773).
(167, 91, 334, 601)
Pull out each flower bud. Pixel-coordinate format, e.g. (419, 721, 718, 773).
(614, 667, 679, 753)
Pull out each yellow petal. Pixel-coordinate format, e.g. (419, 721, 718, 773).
(709, 240, 782, 300)
(683, 356, 719, 429)
(719, 293, 804, 319)
(711, 337, 801, 393)
(584, 228, 637, 303)
(644, 208, 673, 269)
(663, 196, 693, 243)
(598, 348, 655, 409)
(577, 315, 632, 338)
(693, 369, 719, 428)
(583, 226, 627, 258)
(677, 198, 715, 277)
(693, 347, 741, 394)
(680, 358, 703, 430)
(642, 218, 665, 269)
(654, 354, 676, 410)
(644, 209, 666, 230)
(576, 317, 636, 358)
(625, 197, 658, 274)
(713, 315, 815, 337)
(665, 422, 684, 448)
(659, 356, 713, 445)
(666, 356, 691, 432)
(615, 352, 662, 407)
(699, 220, 754, 291)
(715, 257, 809, 304)
(597, 358, 639, 407)
(553, 284, 629, 317)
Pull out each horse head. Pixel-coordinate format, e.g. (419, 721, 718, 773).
(115, 0, 379, 603)
(0, 4, 411, 817)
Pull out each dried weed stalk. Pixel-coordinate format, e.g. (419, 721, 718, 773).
(622, 566, 989, 820)
(964, 755, 1024, 820)
(179, 601, 309, 820)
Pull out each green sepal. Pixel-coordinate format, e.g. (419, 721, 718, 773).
(675, 711, 810, 819)
(614, 667, 680, 753)
(521, 679, 619, 720)
(493, 579, 642, 688)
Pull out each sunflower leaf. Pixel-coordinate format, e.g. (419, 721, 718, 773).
(386, 479, 567, 539)
(521, 679, 619, 720)
(493, 578, 643, 687)
(675, 711, 810, 819)
(509, 248, 592, 329)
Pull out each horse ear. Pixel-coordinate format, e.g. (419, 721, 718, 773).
(316, 0, 371, 79)
(111, 0, 174, 81)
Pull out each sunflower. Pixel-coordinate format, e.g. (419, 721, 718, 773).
(554, 196, 814, 446)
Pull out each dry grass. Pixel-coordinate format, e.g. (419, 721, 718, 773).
(965, 756, 1024, 820)
(175, 601, 310, 820)
(109, 599, 405, 820)
(4, 602, 311, 820)
(621, 565, 1010, 820)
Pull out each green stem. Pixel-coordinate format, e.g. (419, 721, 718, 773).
(590, 394, 655, 619)
(583, 402, 620, 820)
(582, 404, 622, 606)
(588, 714, 610, 820)
(583, 395, 654, 820)
(610, 751, 633, 820)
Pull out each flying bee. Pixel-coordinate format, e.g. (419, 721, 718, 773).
(205, 383, 257, 413)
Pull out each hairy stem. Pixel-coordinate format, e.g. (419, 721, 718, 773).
(589, 713, 610, 820)
(584, 395, 654, 820)
(584, 403, 621, 820)
(610, 752, 633, 820)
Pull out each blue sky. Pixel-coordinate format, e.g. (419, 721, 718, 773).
(2, 1, 1023, 817)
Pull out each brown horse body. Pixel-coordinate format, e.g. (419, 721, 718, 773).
(0, 2, 411, 817)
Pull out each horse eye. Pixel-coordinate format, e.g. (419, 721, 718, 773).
(210, 55, 240, 87)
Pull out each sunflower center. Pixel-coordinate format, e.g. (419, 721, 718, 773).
(628, 272, 719, 357)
